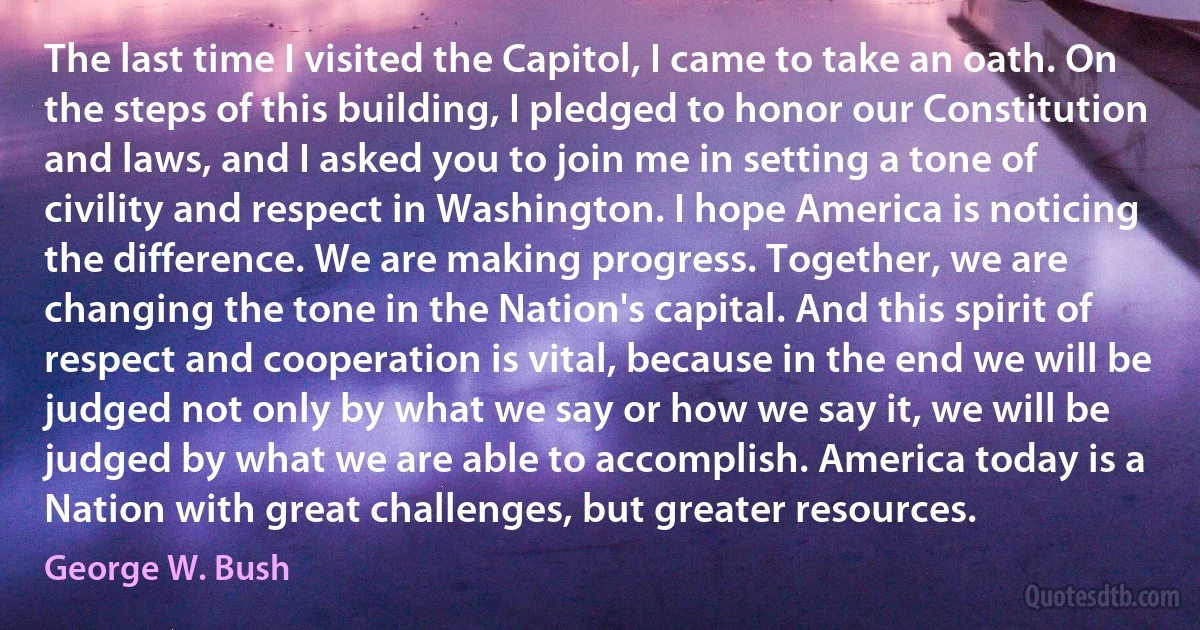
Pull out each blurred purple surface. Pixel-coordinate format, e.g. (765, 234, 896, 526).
(0, 0, 1197, 626)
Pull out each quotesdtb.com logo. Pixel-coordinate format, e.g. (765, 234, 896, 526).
(1025, 583, 1181, 610)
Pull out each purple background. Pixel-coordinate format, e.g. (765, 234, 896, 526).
(1, 0, 1197, 626)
